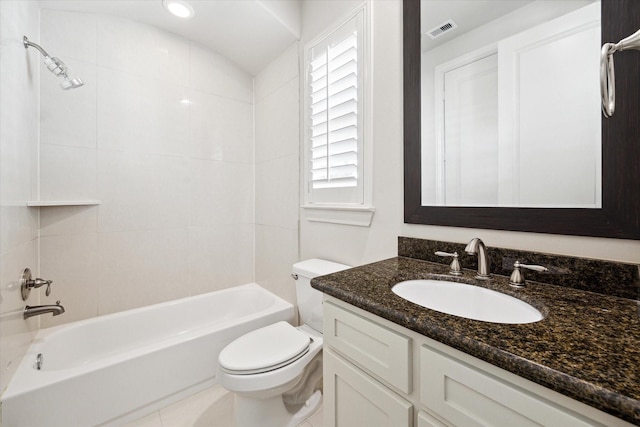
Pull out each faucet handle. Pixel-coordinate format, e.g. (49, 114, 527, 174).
(20, 268, 54, 300)
(435, 251, 462, 276)
(509, 261, 548, 287)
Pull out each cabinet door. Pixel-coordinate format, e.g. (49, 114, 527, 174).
(418, 411, 449, 427)
(324, 301, 412, 393)
(325, 349, 413, 427)
(420, 345, 599, 427)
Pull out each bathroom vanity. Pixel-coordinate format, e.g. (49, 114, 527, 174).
(312, 240, 640, 426)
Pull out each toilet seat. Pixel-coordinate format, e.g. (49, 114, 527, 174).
(219, 321, 311, 375)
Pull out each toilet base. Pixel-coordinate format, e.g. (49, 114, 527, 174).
(233, 390, 322, 427)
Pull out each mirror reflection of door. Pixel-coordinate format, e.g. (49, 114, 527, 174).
(423, 1, 601, 208)
(440, 54, 498, 206)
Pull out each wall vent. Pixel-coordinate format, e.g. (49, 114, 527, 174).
(426, 19, 458, 39)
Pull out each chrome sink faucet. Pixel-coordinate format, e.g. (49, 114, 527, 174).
(24, 301, 65, 319)
(465, 238, 491, 280)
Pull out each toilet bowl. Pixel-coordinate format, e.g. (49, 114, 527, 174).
(216, 259, 350, 427)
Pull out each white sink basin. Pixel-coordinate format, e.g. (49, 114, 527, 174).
(392, 280, 543, 324)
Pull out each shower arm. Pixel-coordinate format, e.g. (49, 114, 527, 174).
(23, 36, 51, 58)
(22, 35, 84, 90)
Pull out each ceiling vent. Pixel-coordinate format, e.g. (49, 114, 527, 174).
(426, 19, 458, 39)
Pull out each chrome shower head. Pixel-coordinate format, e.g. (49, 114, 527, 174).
(60, 76, 84, 90)
(23, 36, 84, 90)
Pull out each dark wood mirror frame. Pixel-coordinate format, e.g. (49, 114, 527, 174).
(404, 0, 640, 240)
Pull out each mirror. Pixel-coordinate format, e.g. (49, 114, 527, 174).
(421, 1, 600, 208)
(404, 0, 640, 239)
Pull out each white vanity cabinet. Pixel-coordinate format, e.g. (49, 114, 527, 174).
(323, 300, 413, 426)
(323, 296, 633, 427)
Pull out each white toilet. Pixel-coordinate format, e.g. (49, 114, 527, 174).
(217, 259, 350, 427)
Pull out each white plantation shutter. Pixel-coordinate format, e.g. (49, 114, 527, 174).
(305, 10, 365, 205)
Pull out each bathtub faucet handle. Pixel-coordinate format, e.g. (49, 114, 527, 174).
(20, 268, 53, 300)
(30, 278, 53, 296)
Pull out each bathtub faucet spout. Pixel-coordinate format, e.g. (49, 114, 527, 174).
(24, 301, 65, 319)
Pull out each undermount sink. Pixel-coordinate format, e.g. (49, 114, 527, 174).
(392, 280, 543, 324)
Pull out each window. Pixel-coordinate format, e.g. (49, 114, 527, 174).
(302, 6, 373, 226)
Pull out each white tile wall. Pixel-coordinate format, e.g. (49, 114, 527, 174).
(188, 90, 254, 162)
(96, 16, 190, 85)
(97, 229, 190, 315)
(97, 150, 189, 232)
(254, 43, 300, 305)
(40, 58, 98, 148)
(40, 145, 97, 200)
(0, 0, 41, 391)
(96, 67, 190, 156)
(40, 233, 99, 327)
(256, 154, 299, 230)
(255, 78, 300, 163)
(40, 9, 98, 64)
(190, 159, 254, 227)
(189, 225, 254, 295)
(190, 43, 254, 103)
(38, 10, 255, 324)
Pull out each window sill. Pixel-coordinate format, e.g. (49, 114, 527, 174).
(301, 205, 375, 227)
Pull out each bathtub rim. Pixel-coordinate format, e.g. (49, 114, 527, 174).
(1, 282, 294, 400)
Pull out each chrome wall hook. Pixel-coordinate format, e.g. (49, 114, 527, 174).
(600, 28, 640, 117)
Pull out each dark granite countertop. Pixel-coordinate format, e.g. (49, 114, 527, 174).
(312, 257, 640, 425)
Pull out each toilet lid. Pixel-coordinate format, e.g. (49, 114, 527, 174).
(218, 321, 311, 374)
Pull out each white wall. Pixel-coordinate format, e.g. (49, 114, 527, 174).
(37, 10, 256, 327)
(0, 0, 41, 392)
(254, 43, 300, 305)
(299, 0, 640, 268)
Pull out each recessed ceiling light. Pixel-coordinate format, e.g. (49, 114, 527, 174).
(162, 0, 194, 19)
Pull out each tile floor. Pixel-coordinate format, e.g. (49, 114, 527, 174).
(123, 384, 324, 427)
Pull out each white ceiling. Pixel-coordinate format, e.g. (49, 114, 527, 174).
(39, 0, 301, 75)
(421, 0, 533, 51)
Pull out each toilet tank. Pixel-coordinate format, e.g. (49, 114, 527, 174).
(293, 259, 350, 332)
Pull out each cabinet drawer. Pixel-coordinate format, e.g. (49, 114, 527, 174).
(324, 301, 412, 393)
(420, 345, 597, 427)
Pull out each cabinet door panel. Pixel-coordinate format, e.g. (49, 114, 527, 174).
(420, 345, 599, 427)
(418, 410, 449, 427)
(325, 301, 412, 393)
(325, 349, 413, 427)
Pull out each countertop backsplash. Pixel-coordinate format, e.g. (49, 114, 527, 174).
(398, 237, 640, 300)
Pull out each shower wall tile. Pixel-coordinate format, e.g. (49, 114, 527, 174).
(255, 154, 299, 230)
(97, 229, 190, 315)
(40, 9, 98, 64)
(189, 159, 254, 228)
(0, 206, 38, 255)
(190, 43, 253, 103)
(97, 67, 189, 156)
(253, 45, 300, 306)
(97, 150, 189, 233)
(1, 0, 41, 391)
(255, 224, 298, 305)
(254, 42, 299, 103)
(37, 10, 258, 323)
(40, 232, 99, 328)
(40, 144, 97, 200)
(254, 77, 299, 163)
(0, 239, 39, 391)
(40, 58, 97, 148)
(96, 15, 189, 86)
(188, 89, 254, 163)
(40, 205, 98, 237)
(189, 225, 254, 295)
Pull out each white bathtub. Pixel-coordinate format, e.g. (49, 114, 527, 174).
(1, 283, 294, 427)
